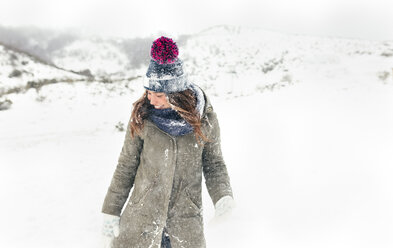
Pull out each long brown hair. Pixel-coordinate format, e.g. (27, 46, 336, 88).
(130, 89, 209, 143)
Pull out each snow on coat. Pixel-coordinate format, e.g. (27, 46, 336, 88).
(102, 90, 233, 248)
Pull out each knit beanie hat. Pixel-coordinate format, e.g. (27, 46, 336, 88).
(144, 36, 190, 93)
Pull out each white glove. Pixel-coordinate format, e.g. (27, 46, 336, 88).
(101, 213, 120, 248)
(215, 195, 236, 218)
(209, 195, 236, 226)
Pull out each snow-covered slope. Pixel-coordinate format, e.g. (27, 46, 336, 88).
(182, 26, 393, 96)
(2, 25, 392, 96)
(51, 38, 131, 77)
(0, 43, 85, 96)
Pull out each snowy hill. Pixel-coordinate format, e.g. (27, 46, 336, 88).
(0, 26, 149, 80)
(0, 42, 86, 97)
(183, 25, 393, 96)
(51, 37, 135, 78)
(1, 25, 392, 100)
(1, 25, 393, 248)
(49, 25, 393, 96)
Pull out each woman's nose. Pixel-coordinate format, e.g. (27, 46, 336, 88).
(149, 96, 157, 105)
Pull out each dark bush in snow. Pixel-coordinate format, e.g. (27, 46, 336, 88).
(78, 69, 93, 78)
(115, 121, 125, 132)
(377, 71, 390, 82)
(8, 69, 22, 78)
(0, 98, 12, 111)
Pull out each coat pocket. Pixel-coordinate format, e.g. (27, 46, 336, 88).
(130, 178, 158, 207)
(185, 188, 202, 211)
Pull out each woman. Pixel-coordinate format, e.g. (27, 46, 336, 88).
(101, 37, 235, 248)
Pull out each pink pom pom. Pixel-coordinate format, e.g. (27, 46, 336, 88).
(150, 36, 179, 64)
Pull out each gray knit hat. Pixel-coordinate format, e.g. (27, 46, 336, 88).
(144, 36, 189, 93)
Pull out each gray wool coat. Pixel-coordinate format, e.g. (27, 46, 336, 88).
(102, 91, 233, 248)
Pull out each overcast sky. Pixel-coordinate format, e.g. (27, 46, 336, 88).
(1, 0, 392, 40)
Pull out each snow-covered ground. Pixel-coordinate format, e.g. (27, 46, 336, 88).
(1, 28, 393, 247)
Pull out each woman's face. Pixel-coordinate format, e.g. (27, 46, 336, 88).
(147, 90, 171, 109)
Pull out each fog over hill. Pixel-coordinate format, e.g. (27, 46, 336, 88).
(1, 25, 392, 101)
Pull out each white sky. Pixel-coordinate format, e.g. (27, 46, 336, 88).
(1, 0, 392, 40)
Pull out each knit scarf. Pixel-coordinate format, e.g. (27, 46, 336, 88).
(149, 108, 193, 136)
(148, 83, 205, 136)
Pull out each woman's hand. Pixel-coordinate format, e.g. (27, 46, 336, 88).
(101, 213, 120, 248)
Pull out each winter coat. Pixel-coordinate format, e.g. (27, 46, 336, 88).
(102, 90, 233, 248)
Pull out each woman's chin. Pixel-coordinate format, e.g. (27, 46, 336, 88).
(154, 105, 170, 109)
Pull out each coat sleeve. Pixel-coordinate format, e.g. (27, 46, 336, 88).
(101, 116, 144, 216)
(202, 111, 234, 206)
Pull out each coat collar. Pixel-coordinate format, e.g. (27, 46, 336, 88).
(199, 87, 213, 118)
